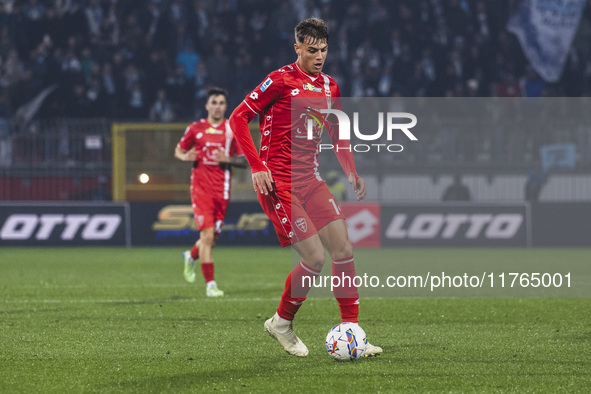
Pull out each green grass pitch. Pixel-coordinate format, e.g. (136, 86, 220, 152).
(1, 247, 590, 392)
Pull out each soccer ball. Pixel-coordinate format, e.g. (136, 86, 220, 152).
(325, 323, 367, 361)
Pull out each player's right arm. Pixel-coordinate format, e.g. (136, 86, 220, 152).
(174, 123, 199, 162)
(174, 145, 198, 162)
(230, 71, 284, 195)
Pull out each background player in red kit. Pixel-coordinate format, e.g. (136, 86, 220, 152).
(175, 87, 246, 297)
(230, 18, 382, 357)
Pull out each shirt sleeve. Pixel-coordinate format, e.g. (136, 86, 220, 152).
(242, 71, 284, 115)
(229, 72, 284, 173)
(177, 124, 195, 151)
(224, 120, 243, 157)
(229, 102, 267, 172)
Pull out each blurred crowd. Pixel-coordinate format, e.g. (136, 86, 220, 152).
(1, 0, 591, 123)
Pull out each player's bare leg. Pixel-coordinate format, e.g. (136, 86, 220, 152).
(264, 235, 325, 357)
(319, 219, 383, 357)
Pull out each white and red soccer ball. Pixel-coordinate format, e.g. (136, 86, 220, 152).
(325, 322, 367, 361)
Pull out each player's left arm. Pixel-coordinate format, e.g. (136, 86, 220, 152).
(327, 84, 366, 201)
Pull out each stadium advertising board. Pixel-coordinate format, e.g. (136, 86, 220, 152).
(532, 203, 591, 247)
(0, 203, 130, 246)
(340, 203, 381, 247)
(381, 203, 530, 247)
(130, 202, 276, 246)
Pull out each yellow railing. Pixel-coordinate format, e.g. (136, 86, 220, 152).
(111, 122, 259, 202)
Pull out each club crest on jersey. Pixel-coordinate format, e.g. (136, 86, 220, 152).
(303, 82, 322, 93)
(261, 77, 273, 92)
(295, 217, 308, 233)
(206, 127, 223, 134)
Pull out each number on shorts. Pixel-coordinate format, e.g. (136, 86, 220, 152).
(328, 198, 340, 215)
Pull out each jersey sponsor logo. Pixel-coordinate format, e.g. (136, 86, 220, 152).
(299, 107, 326, 141)
(196, 132, 203, 139)
(291, 88, 300, 96)
(260, 77, 273, 92)
(0, 214, 122, 241)
(202, 142, 223, 165)
(303, 82, 322, 93)
(250, 92, 259, 100)
(385, 213, 524, 240)
(295, 217, 308, 233)
(206, 127, 223, 135)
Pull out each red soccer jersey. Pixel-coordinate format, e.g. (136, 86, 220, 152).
(234, 62, 356, 190)
(177, 119, 243, 200)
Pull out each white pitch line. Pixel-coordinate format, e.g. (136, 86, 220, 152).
(11, 283, 281, 290)
(0, 297, 357, 305)
(11, 283, 190, 289)
(2, 297, 284, 304)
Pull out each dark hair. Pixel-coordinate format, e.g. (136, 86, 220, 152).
(207, 87, 228, 100)
(294, 17, 328, 45)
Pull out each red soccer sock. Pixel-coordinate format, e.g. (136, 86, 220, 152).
(332, 256, 359, 323)
(277, 261, 320, 320)
(201, 262, 214, 283)
(191, 244, 200, 260)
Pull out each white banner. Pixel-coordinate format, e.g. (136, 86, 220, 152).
(507, 0, 587, 82)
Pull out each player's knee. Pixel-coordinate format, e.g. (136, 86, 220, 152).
(307, 250, 326, 272)
(331, 241, 353, 261)
(201, 232, 215, 246)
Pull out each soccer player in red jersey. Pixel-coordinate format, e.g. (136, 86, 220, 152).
(230, 18, 382, 357)
(175, 87, 246, 297)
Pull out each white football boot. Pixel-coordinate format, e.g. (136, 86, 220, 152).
(205, 281, 224, 297)
(264, 313, 309, 357)
(364, 342, 383, 357)
(182, 251, 196, 283)
(346, 322, 383, 357)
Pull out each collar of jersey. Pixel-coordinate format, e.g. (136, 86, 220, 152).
(206, 119, 225, 128)
(294, 62, 319, 82)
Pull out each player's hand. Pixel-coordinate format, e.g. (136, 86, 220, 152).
(184, 148, 199, 162)
(348, 172, 366, 201)
(215, 149, 229, 163)
(252, 170, 274, 195)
